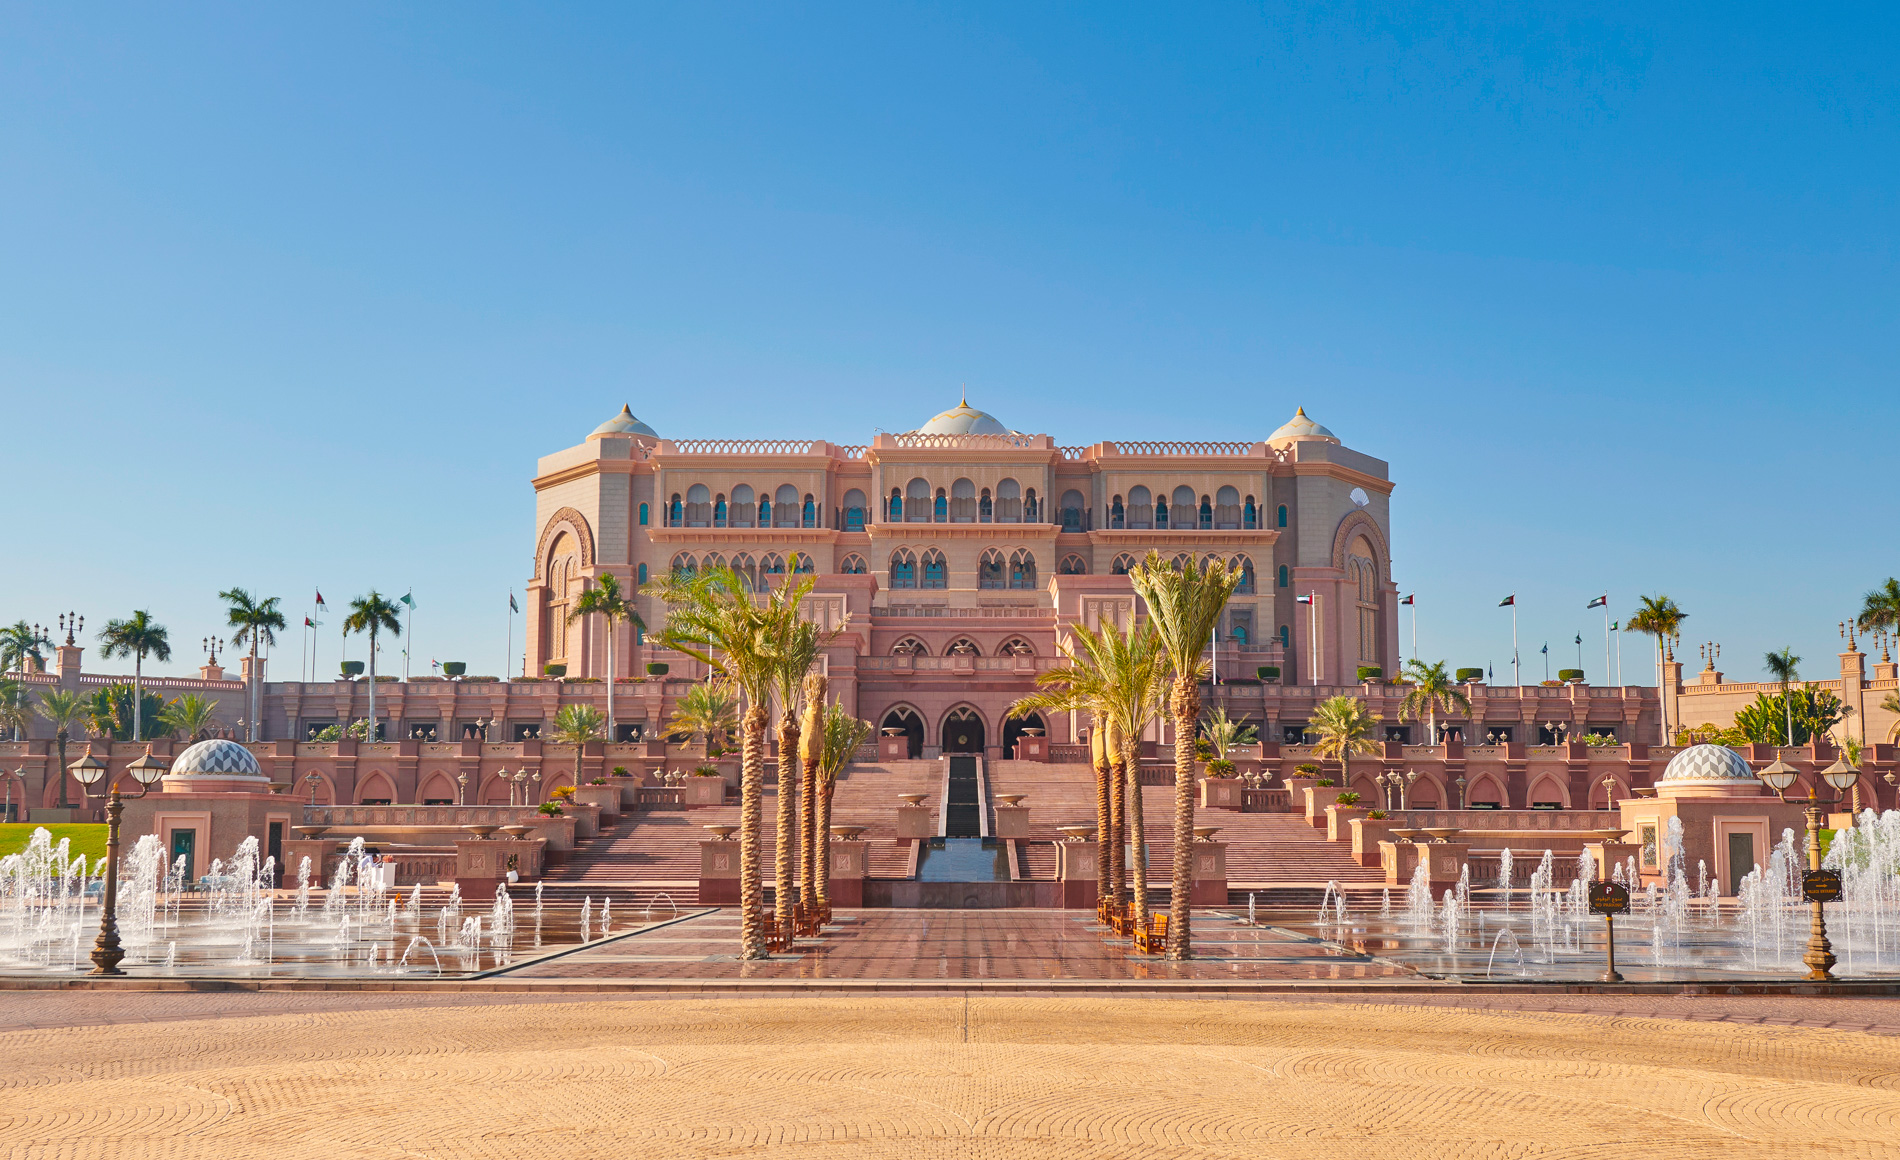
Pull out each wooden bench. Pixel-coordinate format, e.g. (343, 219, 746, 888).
(759, 910, 793, 953)
(1133, 913, 1169, 955)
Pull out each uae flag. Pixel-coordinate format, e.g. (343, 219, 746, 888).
(304, 617, 316, 628)
(1498, 594, 1515, 607)
(1400, 594, 1414, 605)
(315, 590, 326, 608)
(509, 592, 520, 613)
(1295, 594, 1314, 605)
(1587, 594, 1608, 609)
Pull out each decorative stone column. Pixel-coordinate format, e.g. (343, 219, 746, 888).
(1199, 777, 1242, 811)
(698, 839, 741, 904)
(1056, 840, 1100, 909)
(992, 803, 1030, 839)
(1190, 840, 1229, 905)
(826, 839, 869, 907)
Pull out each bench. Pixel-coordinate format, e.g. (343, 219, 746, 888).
(1133, 912, 1169, 955)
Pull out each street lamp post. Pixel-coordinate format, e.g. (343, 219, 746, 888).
(305, 771, 321, 805)
(1758, 757, 1860, 981)
(3, 766, 20, 823)
(456, 773, 468, 805)
(68, 749, 169, 975)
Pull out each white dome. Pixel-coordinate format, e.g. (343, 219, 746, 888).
(1267, 406, 1338, 445)
(1659, 743, 1756, 784)
(169, 738, 265, 780)
(590, 404, 658, 439)
(910, 396, 1014, 436)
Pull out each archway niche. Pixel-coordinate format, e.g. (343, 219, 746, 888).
(880, 707, 925, 759)
(1002, 713, 1045, 759)
(940, 707, 987, 754)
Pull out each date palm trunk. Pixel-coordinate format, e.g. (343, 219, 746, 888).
(1090, 722, 1112, 912)
(814, 770, 834, 911)
(739, 700, 768, 958)
(775, 712, 801, 945)
(1168, 674, 1199, 959)
(799, 674, 825, 913)
(1107, 718, 1127, 907)
(1122, 733, 1149, 927)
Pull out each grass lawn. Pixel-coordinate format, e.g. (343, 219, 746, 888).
(0, 823, 110, 864)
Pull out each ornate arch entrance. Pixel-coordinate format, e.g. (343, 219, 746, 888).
(940, 707, 986, 754)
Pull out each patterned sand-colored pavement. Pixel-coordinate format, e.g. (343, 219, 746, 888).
(6, 995, 1900, 1158)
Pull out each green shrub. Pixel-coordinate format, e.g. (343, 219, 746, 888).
(1356, 666, 1382, 681)
(1557, 668, 1584, 682)
(646, 662, 670, 676)
(1455, 667, 1483, 682)
(1316, 778, 1336, 788)
(1367, 809, 1388, 820)
(1205, 758, 1237, 778)
(692, 764, 721, 777)
(1334, 791, 1361, 805)
(1257, 666, 1281, 681)
(536, 802, 563, 817)
(462, 675, 500, 682)
(611, 766, 630, 777)
(543, 663, 567, 677)
(340, 660, 365, 677)
(588, 778, 607, 786)
(1295, 763, 1320, 775)
(442, 661, 466, 677)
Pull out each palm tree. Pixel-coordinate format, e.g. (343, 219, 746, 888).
(1308, 695, 1380, 794)
(97, 611, 172, 741)
(1764, 648, 1801, 747)
(0, 622, 52, 675)
(1202, 707, 1258, 760)
(1012, 618, 1168, 928)
(220, 588, 286, 742)
(567, 573, 644, 741)
(550, 704, 607, 788)
(1398, 659, 1472, 745)
(1010, 655, 1116, 912)
(1858, 578, 1900, 656)
(797, 670, 826, 916)
(667, 679, 738, 753)
(35, 688, 84, 808)
(342, 593, 403, 744)
(650, 563, 782, 959)
(1625, 595, 1687, 744)
(161, 693, 221, 742)
(813, 701, 873, 912)
(0, 679, 30, 742)
(1128, 550, 1241, 961)
(763, 569, 826, 945)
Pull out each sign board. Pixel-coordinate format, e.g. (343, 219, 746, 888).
(1588, 882, 1630, 916)
(1802, 869, 1843, 903)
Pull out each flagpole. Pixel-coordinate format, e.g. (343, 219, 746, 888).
(1603, 600, 1611, 687)
(506, 592, 515, 683)
(1410, 597, 1417, 663)
(1512, 603, 1519, 688)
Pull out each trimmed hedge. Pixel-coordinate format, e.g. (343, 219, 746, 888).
(340, 660, 365, 677)
(646, 662, 670, 676)
(1456, 667, 1484, 682)
(1257, 666, 1281, 681)
(1356, 666, 1382, 681)
(1558, 668, 1584, 682)
(441, 662, 466, 677)
(543, 663, 567, 677)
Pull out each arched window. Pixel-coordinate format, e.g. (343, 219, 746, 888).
(892, 638, 928, 656)
(731, 485, 756, 528)
(1348, 536, 1380, 665)
(1111, 553, 1135, 575)
(793, 553, 814, 574)
(934, 488, 947, 523)
(999, 637, 1035, 656)
(671, 553, 696, 578)
(713, 495, 728, 527)
(1024, 488, 1039, 523)
(1278, 564, 1289, 588)
(1127, 486, 1152, 529)
(996, 479, 1022, 523)
(1173, 485, 1196, 528)
(1058, 554, 1087, 575)
(979, 488, 993, 522)
(951, 478, 977, 523)
(1110, 495, 1125, 529)
(703, 551, 726, 573)
(1171, 553, 1192, 571)
(1277, 504, 1288, 528)
(978, 549, 1006, 589)
(731, 553, 757, 589)
(802, 494, 816, 528)
(946, 637, 980, 656)
(843, 488, 867, 531)
(1215, 486, 1240, 529)
(1231, 555, 1255, 594)
(637, 563, 648, 585)
(1279, 624, 1290, 646)
(905, 477, 931, 522)
(1060, 490, 1085, 532)
(1154, 488, 1169, 528)
(1243, 496, 1256, 529)
(685, 484, 712, 527)
(1231, 621, 1250, 645)
(1198, 494, 1213, 529)
(761, 553, 786, 576)
(1009, 550, 1037, 589)
(921, 549, 948, 589)
(840, 554, 867, 575)
(775, 484, 799, 528)
(758, 494, 772, 528)
(669, 494, 682, 524)
(889, 550, 917, 588)
(889, 488, 903, 521)
(639, 502, 649, 527)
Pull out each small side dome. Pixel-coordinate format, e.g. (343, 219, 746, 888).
(169, 738, 265, 779)
(1659, 743, 1755, 784)
(1267, 406, 1339, 446)
(590, 404, 658, 439)
(909, 395, 1014, 436)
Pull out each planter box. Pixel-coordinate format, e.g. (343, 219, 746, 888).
(1302, 786, 1339, 829)
(1326, 805, 1368, 842)
(1349, 817, 1396, 866)
(993, 803, 1030, 839)
(896, 804, 935, 839)
(567, 801, 602, 838)
(573, 784, 621, 819)
(698, 839, 741, 904)
(684, 777, 726, 806)
(826, 839, 869, 907)
(615, 778, 640, 809)
(1199, 777, 1243, 811)
(1190, 840, 1228, 905)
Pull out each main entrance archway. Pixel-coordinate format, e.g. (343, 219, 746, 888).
(940, 707, 986, 754)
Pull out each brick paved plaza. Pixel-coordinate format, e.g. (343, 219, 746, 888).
(6, 989, 1900, 1157)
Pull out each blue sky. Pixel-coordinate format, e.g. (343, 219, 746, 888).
(3, 4, 1895, 686)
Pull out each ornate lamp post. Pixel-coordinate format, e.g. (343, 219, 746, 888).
(1602, 774, 1619, 811)
(1758, 757, 1860, 980)
(305, 771, 322, 805)
(69, 749, 168, 975)
(1454, 775, 1467, 809)
(3, 766, 20, 823)
(456, 772, 468, 805)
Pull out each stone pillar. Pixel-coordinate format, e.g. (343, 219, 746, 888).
(826, 839, 869, 907)
(1199, 777, 1242, 811)
(992, 803, 1030, 839)
(1190, 840, 1228, 905)
(454, 838, 509, 894)
(895, 803, 935, 839)
(1056, 840, 1100, 909)
(698, 839, 741, 904)
(1015, 734, 1048, 762)
(879, 733, 910, 762)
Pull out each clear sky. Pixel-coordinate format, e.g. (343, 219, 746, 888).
(3, 4, 1895, 688)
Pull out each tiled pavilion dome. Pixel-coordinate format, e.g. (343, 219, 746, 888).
(169, 738, 265, 779)
(1658, 743, 1756, 784)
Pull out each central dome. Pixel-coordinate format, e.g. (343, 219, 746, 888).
(590, 404, 658, 439)
(910, 396, 1014, 436)
(1659, 743, 1756, 784)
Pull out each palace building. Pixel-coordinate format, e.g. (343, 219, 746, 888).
(527, 398, 1401, 756)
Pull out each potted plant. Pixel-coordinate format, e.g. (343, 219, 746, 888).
(340, 660, 365, 678)
(1205, 757, 1237, 778)
(646, 662, 669, 676)
(537, 800, 563, 817)
(611, 765, 631, 777)
(1257, 665, 1280, 682)
(442, 661, 466, 678)
(1456, 667, 1484, 683)
(1326, 790, 1368, 842)
(544, 663, 567, 677)
(684, 763, 726, 805)
(1356, 666, 1382, 682)
(1558, 668, 1585, 683)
